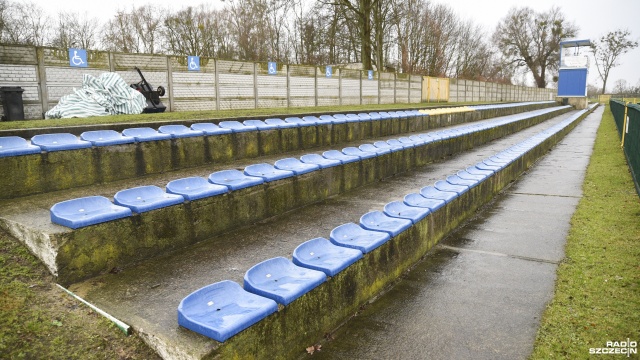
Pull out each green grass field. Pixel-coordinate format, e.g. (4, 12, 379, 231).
(531, 105, 640, 359)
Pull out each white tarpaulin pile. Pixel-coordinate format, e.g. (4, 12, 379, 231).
(45, 72, 147, 119)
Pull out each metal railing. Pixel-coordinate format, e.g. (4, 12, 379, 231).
(610, 99, 640, 197)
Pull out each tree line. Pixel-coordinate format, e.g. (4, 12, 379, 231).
(0, 0, 635, 91)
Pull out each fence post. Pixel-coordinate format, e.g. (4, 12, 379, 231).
(622, 102, 630, 148)
(338, 68, 342, 106)
(286, 64, 290, 108)
(377, 72, 381, 104)
(214, 59, 220, 111)
(314, 66, 318, 107)
(166, 56, 174, 112)
(253, 62, 258, 109)
(394, 73, 397, 104)
(35, 47, 48, 117)
(359, 70, 363, 105)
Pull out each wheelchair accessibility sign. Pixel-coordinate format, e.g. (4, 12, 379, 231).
(368, 70, 374, 80)
(268, 62, 277, 75)
(325, 66, 332, 78)
(69, 48, 87, 68)
(188, 56, 200, 71)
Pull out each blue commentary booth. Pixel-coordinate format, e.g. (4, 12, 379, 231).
(557, 39, 590, 109)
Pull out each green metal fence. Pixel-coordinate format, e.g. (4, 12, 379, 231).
(610, 99, 640, 197)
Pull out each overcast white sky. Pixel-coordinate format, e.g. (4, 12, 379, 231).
(31, 0, 640, 92)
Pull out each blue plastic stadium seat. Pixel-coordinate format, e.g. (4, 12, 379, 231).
(368, 112, 382, 120)
(219, 121, 257, 133)
(319, 115, 338, 123)
(292, 237, 363, 277)
(374, 141, 402, 152)
(242, 120, 277, 130)
(50, 196, 132, 229)
(244, 163, 294, 182)
(114, 185, 184, 213)
(387, 111, 400, 119)
(0, 136, 41, 157)
(383, 201, 431, 224)
(456, 170, 487, 182)
(420, 186, 457, 203)
(345, 114, 361, 122)
(332, 114, 348, 123)
(408, 135, 426, 145)
(243, 257, 326, 305)
(398, 137, 417, 146)
(359, 143, 390, 155)
(403, 193, 446, 211)
(377, 111, 391, 119)
(300, 153, 342, 168)
(469, 164, 495, 175)
(208, 169, 264, 191)
(191, 123, 233, 135)
(359, 211, 413, 237)
(285, 117, 312, 127)
(166, 177, 228, 201)
(342, 147, 377, 159)
(447, 175, 478, 188)
(158, 125, 204, 138)
(274, 158, 320, 175)
(80, 130, 135, 146)
(122, 127, 172, 142)
(435, 180, 468, 195)
(177, 280, 278, 342)
(329, 223, 391, 253)
(476, 162, 501, 172)
(387, 138, 412, 149)
(265, 118, 298, 128)
(488, 155, 512, 164)
(419, 133, 439, 142)
(482, 159, 506, 170)
(322, 150, 359, 164)
(357, 113, 372, 121)
(302, 116, 321, 125)
(31, 133, 92, 151)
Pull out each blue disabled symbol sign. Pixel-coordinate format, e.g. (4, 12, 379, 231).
(368, 70, 374, 80)
(268, 62, 277, 75)
(69, 48, 87, 68)
(188, 56, 200, 71)
(325, 66, 332, 78)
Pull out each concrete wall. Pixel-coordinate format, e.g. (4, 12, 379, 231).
(449, 79, 556, 103)
(0, 44, 556, 119)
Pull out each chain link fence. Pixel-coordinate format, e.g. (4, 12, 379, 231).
(610, 99, 640, 197)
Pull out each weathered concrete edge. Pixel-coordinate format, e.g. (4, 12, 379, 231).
(186, 104, 599, 360)
(0, 102, 557, 200)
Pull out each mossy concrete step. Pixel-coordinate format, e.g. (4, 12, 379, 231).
(0, 102, 558, 199)
(0, 107, 571, 286)
(63, 107, 596, 359)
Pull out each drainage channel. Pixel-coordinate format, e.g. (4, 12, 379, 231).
(63, 109, 590, 359)
(309, 106, 602, 360)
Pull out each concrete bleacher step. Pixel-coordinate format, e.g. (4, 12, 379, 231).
(0, 102, 557, 200)
(0, 106, 572, 286)
(60, 106, 596, 359)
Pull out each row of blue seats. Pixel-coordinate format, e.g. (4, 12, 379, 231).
(49, 107, 564, 229)
(0, 102, 553, 158)
(175, 106, 591, 343)
(468, 100, 555, 111)
(0, 111, 427, 158)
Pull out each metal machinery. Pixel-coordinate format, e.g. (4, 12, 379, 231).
(130, 67, 167, 113)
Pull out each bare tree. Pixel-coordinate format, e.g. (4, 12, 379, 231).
(131, 5, 164, 54)
(51, 12, 98, 49)
(1, 1, 50, 45)
(493, 6, 578, 88)
(590, 29, 638, 94)
(102, 10, 138, 52)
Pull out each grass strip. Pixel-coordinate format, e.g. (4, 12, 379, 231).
(0, 101, 480, 131)
(0, 229, 160, 359)
(530, 105, 640, 359)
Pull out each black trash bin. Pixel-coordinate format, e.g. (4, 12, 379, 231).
(0, 86, 25, 121)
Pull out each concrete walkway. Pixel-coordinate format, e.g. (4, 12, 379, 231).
(312, 106, 603, 359)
